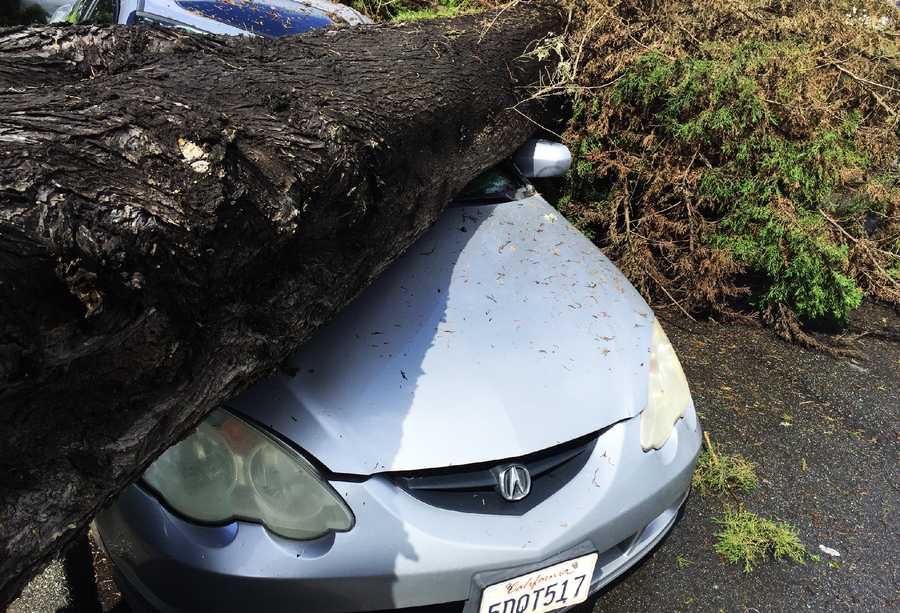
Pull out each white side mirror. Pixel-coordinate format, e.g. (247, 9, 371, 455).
(513, 139, 573, 179)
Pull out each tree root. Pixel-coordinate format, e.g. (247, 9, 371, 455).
(766, 304, 863, 358)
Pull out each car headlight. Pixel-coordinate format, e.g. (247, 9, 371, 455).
(640, 319, 693, 451)
(143, 409, 354, 540)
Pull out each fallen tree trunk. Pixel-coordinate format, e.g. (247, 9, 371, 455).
(0, 3, 562, 604)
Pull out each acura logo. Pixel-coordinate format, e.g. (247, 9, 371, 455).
(496, 464, 531, 502)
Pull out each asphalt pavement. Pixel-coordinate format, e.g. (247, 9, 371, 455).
(8, 304, 898, 613)
(6, 562, 68, 613)
(578, 302, 899, 612)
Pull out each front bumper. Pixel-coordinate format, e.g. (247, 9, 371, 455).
(94, 416, 700, 613)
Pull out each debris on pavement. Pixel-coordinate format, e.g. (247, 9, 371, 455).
(818, 545, 842, 558)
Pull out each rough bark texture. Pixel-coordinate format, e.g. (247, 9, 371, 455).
(0, 3, 562, 605)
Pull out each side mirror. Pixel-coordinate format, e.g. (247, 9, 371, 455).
(513, 139, 572, 179)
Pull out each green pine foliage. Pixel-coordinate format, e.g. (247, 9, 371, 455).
(714, 506, 807, 572)
(692, 447, 759, 497)
(611, 44, 868, 321)
(560, 1, 899, 331)
(347, 0, 477, 21)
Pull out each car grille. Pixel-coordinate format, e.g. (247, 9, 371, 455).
(391, 429, 603, 515)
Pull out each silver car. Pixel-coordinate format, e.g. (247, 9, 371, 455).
(94, 144, 701, 613)
(86, 3, 702, 612)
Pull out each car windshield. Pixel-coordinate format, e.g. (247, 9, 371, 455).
(453, 166, 532, 205)
(64, 0, 337, 36)
(172, 0, 333, 37)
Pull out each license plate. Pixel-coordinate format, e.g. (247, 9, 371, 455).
(478, 552, 599, 613)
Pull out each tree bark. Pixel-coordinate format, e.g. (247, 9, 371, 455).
(0, 3, 562, 605)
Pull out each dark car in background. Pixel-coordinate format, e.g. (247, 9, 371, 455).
(50, 0, 370, 33)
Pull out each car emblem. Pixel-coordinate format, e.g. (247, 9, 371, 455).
(496, 464, 531, 502)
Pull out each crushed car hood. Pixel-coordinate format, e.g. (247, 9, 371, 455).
(229, 196, 654, 474)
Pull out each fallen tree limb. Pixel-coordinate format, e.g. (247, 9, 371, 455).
(0, 2, 563, 604)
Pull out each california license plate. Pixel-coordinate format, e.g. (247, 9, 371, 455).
(478, 552, 599, 613)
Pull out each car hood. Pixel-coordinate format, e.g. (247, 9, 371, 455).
(229, 195, 654, 474)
